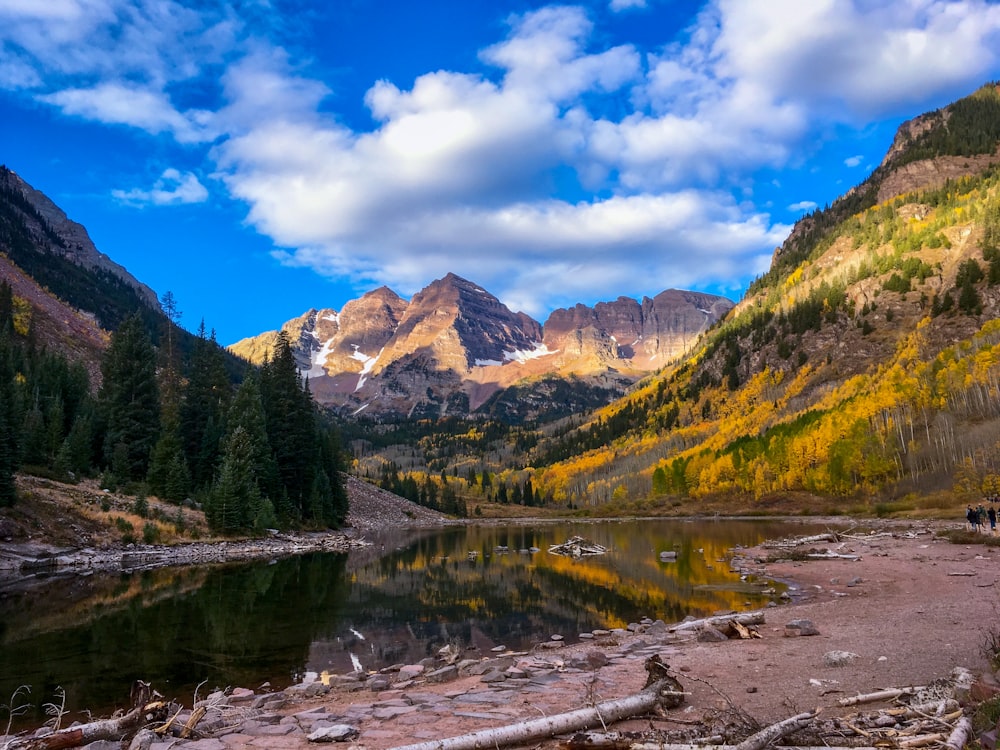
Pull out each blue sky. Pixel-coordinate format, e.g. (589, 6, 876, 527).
(2, 1, 1000, 345)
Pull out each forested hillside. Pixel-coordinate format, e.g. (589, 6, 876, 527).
(0, 288, 348, 532)
(523, 84, 1000, 509)
(351, 84, 1000, 514)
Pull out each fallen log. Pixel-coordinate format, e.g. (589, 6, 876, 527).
(897, 733, 945, 748)
(943, 716, 972, 750)
(389, 657, 683, 750)
(733, 710, 817, 750)
(885, 699, 961, 719)
(7, 681, 168, 750)
(624, 746, 883, 750)
(549, 536, 609, 557)
(837, 687, 926, 707)
(566, 711, 818, 750)
(7, 700, 168, 750)
(670, 611, 765, 634)
(764, 534, 838, 548)
(806, 553, 860, 561)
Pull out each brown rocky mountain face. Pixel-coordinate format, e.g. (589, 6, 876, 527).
(543, 290, 733, 371)
(5, 168, 160, 309)
(229, 274, 733, 420)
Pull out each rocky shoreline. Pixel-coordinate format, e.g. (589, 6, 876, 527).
(0, 473, 454, 581)
(0, 531, 370, 579)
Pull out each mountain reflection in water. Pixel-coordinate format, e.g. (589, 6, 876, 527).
(0, 518, 831, 727)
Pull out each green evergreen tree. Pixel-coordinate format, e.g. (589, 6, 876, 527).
(315, 424, 348, 526)
(165, 453, 191, 503)
(56, 410, 93, 477)
(20, 398, 47, 466)
(208, 426, 276, 534)
(180, 321, 230, 488)
(260, 333, 315, 521)
(147, 424, 188, 501)
(226, 372, 280, 502)
(0, 334, 18, 506)
(0, 281, 13, 335)
(98, 313, 160, 481)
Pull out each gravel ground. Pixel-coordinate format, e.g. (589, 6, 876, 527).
(343, 475, 452, 532)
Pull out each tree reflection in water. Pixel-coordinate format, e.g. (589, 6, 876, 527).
(0, 518, 829, 726)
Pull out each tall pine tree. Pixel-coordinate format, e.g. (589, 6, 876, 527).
(98, 313, 160, 482)
(260, 332, 315, 522)
(0, 332, 18, 506)
(179, 321, 230, 489)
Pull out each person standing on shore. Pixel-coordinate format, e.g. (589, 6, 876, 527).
(989, 504, 998, 535)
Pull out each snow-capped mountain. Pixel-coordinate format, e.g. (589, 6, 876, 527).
(229, 273, 733, 421)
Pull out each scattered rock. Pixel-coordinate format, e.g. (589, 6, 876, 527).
(308, 724, 359, 742)
(697, 626, 730, 642)
(785, 618, 820, 636)
(824, 650, 860, 667)
(426, 665, 458, 683)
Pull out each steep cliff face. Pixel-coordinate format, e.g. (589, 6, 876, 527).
(542, 289, 733, 371)
(231, 274, 733, 421)
(3, 167, 160, 309)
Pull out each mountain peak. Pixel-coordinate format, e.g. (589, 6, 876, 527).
(229, 274, 732, 420)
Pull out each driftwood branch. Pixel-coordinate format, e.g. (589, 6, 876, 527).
(7, 682, 168, 750)
(764, 534, 838, 548)
(571, 711, 818, 750)
(669, 611, 765, 634)
(944, 716, 972, 750)
(390, 658, 683, 750)
(732, 711, 817, 750)
(7, 701, 168, 750)
(837, 686, 926, 707)
(626, 746, 877, 750)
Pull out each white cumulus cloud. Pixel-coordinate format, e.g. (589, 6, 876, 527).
(788, 200, 818, 213)
(112, 168, 209, 206)
(4, 0, 1000, 319)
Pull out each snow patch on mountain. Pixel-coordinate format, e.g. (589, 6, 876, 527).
(503, 343, 557, 364)
(354, 346, 383, 391)
(304, 337, 335, 378)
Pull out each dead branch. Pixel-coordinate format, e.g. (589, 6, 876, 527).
(390, 659, 684, 750)
(943, 716, 972, 750)
(897, 733, 945, 747)
(837, 687, 926, 707)
(670, 612, 765, 634)
(732, 711, 818, 750)
(7, 682, 167, 750)
(624, 745, 880, 750)
(806, 553, 860, 561)
(764, 534, 838, 548)
(179, 705, 207, 738)
(6, 701, 168, 750)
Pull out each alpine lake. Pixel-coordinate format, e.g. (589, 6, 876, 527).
(0, 518, 837, 727)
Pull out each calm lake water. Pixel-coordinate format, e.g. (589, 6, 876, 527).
(0, 518, 832, 726)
